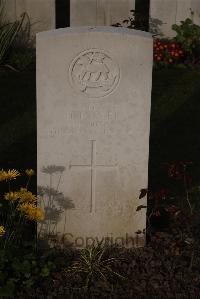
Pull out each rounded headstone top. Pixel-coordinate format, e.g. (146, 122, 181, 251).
(37, 26, 152, 40)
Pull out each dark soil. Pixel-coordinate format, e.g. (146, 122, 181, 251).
(15, 241, 200, 299)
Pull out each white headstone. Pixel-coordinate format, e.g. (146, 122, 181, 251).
(150, 0, 177, 37)
(150, 0, 200, 37)
(70, 0, 135, 26)
(191, 0, 200, 26)
(37, 27, 152, 248)
(2, 0, 16, 23)
(3, 0, 55, 37)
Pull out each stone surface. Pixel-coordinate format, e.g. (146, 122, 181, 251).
(70, 0, 135, 26)
(2, 0, 16, 23)
(150, 0, 200, 37)
(3, 0, 55, 37)
(191, 0, 200, 25)
(37, 26, 152, 248)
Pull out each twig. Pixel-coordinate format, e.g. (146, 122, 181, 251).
(3, 64, 19, 72)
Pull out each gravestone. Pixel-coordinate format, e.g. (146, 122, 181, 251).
(37, 27, 153, 248)
(70, 0, 135, 26)
(3, 0, 55, 37)
(150, 0, 200, 37)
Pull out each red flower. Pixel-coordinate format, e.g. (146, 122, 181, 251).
(165, 161, 193, 181)
(167, 164, 182, 179)
(153, 210, 161, 217)
(154, 188, 169, 201)
(153, 39, 184, 66)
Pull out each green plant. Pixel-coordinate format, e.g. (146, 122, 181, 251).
(65, 244, 124, 290)
(12, 12, 34, 50)
(7, 11, 36, 71)
(112, 9, 149, 31)
(172, 18, 200, 65)
(0, 1, 27, 66)
(0, 250, 55, 297)
(9, 48, 35, 71)
(138, 160, 200, 272)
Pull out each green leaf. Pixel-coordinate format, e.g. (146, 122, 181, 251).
(40, 266, 50, 277)
(0, 280, 15, 297)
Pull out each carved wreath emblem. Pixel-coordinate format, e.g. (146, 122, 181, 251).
(69, 49, 120, 98)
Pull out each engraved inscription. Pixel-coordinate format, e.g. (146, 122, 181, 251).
(69, 49, 120, 98)
(48, 104, 118, 137)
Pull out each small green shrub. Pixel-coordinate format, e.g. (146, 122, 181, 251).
(9, 12, 36, 71)
(9, 48, 35, 71)
(0, 1, 34, 70)
(0, 1, 27, 65)
(65, 244, 124, 289)
(138, 160, 200, 271)
(12, 12, 33, 50)
(172, 18, 200, 65)
(0, 250, 55, 297)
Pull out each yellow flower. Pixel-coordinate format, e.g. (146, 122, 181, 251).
(0, 169, 20, 181)
(31, 207, 44, 221)
(17, 202, 33, 215)
(17, 203, 44, 221)
(0, 225, 5, 236)
(0, 170, 7, 182)
(17, 188, 37, 203)
(4, 191, 19, 201)
(25, 169, 35, 177)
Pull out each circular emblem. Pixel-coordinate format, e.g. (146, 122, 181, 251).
(69, 49, 120, 98)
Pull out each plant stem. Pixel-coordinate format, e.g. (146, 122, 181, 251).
(189, 248, 194, 271)
(26, 176, 31, 189)
(183, 165, 193, 215)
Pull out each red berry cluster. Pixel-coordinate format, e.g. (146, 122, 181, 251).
(153, 39, 185, 66)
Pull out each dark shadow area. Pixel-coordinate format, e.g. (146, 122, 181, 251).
(56, 0, 70, 29)
(149, 69, 200, 191)
(135, 0, 150, 31)
(37, 165, 75, 249)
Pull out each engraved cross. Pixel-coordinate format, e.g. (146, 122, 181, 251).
(69, 140, 117, 213)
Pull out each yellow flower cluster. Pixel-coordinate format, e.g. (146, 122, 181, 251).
(17, 188, 37, 203)
(0, 169, 20, 181)
(4, 191, 19, 201)
(0, 225, 5, 236)
(4, 188, 37, 203)
(25, 169, 35, 177)
(17, 203, 44, 221)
